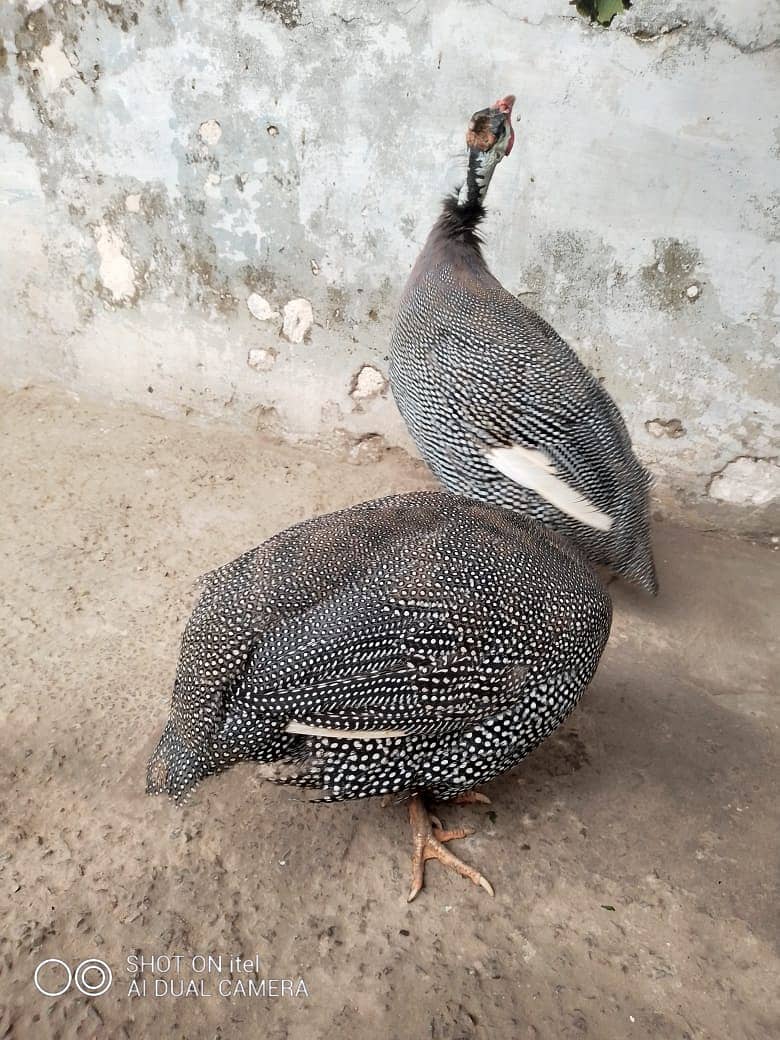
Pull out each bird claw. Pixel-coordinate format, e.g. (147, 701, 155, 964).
(432, 823, 475, 843)
(448, 791, 492, 806)
(406, 794, 494, 902)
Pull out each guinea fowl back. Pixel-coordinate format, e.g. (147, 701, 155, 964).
(148, 492, 611, 802)
(389, 96, 657, 593)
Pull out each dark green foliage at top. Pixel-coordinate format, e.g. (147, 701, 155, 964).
(572, 0, 632, 26)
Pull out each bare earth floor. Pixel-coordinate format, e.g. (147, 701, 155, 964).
(1, 387, 778, 1040)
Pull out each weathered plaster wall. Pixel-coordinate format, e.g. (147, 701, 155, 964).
(1, 0, 778, 528)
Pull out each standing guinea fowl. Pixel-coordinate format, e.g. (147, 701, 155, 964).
(390, 95, 658, 593)
(147, 491, 612, 900)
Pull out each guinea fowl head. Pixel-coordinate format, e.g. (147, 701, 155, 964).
(146, 721, 207, 802)
(147, 679, 277, 803)
(145, 713, 237, 803)
(448, 94, 516, 215)
(467, 95, 516, 161)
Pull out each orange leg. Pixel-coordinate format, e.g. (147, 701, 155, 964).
(407, 794, 494, 902)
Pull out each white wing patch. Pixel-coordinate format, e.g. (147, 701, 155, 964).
(485, 445, 613, 532)
(285, 721, 407, 740)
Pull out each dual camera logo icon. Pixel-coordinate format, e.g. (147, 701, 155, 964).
(34, 958, 113, 997)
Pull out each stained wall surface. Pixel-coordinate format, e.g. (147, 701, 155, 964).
(1, 0, 778, 526)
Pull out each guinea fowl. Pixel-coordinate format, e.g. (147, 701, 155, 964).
(147, 491, 612, 900)
(390, 95, 658, 594)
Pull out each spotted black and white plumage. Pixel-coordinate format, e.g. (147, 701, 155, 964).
(147, 491, 611, 805)
(389, 98, 658, 593)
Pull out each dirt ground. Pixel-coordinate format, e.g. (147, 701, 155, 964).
(1, 386, 778, 1040)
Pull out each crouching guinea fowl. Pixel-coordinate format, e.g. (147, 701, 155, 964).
(146, 490, 611, 898)
(147, 491, 611, 900)
(390, 95, 658, 593)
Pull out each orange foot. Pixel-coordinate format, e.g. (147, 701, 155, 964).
(407, 794, 494, 902)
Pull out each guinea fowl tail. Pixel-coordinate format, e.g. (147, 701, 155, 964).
(624, 541, 659, 595)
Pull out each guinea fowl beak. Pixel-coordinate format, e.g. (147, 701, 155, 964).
(493, 94, 516, 156)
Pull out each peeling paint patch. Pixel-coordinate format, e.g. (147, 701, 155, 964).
(7, 88, 38, 134)
(708, 457, 780, 507)
(640, 239, 702, 313)
(282, 298, 313, 343)
(204, 172, 222, 198)
(257, 0, 301, 30)
(29, 32, 76, 96)
(247, 293, 280, 323)
(247, 347, 277, 372)
(350, 365, 387, 401)
(646, 418, 686, 439)
(198, 120, 222, 147)
(348, 434, 386, 465)
(94, 225, 136, 302)
(125, 194, 141, 213)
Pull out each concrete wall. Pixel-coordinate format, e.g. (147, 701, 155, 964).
(1, 0, 778, 529)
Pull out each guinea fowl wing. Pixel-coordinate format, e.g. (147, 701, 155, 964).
(225, 593, 532, 740)
(427, 299, 634, 531)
